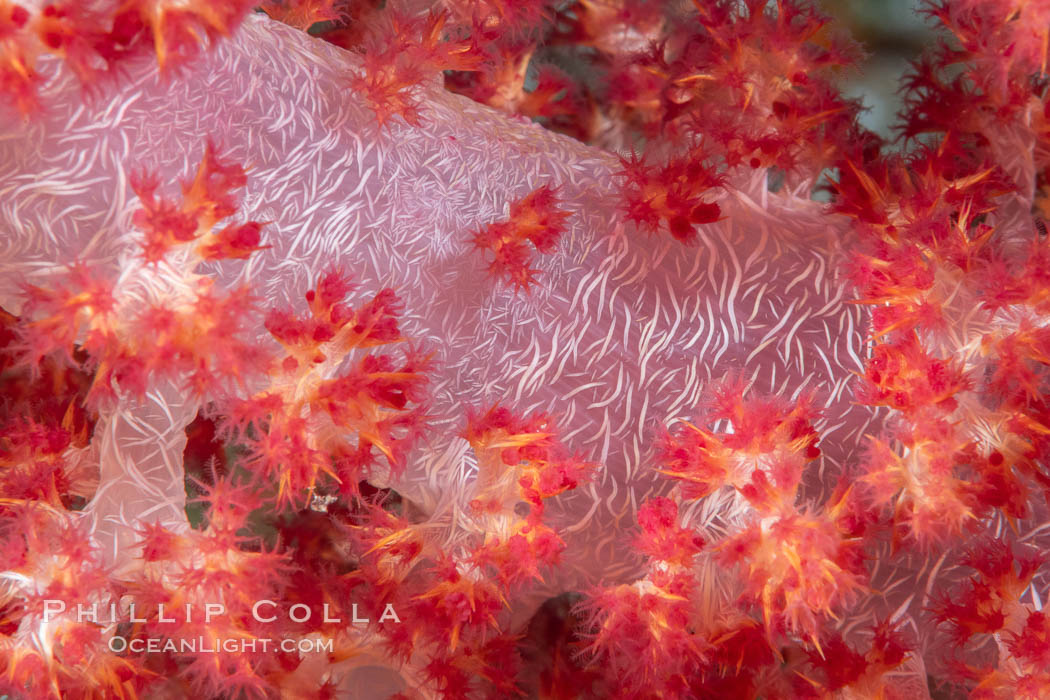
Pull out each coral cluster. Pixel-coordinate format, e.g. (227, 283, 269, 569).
(1, 0, 1050, 698)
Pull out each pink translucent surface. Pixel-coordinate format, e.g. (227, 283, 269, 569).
(0, 15, 875, 602)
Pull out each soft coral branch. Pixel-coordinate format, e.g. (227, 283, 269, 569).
(226, 268, 429, 509)
(470, 184, 572, 292)
(657, 379, 821, 510)
(349, 10, 481, 128)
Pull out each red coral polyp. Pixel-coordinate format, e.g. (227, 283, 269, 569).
(470, 184, 571, 292)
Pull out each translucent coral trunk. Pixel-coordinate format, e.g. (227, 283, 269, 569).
(0, 14, 871, 593)
(83, 377, 197, 569)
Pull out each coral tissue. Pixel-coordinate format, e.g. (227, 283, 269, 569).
(1, 1, 1049, 698)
